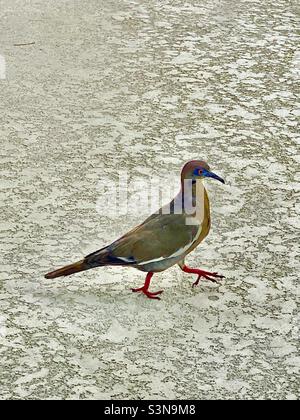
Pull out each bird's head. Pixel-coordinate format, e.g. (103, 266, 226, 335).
(181, 160, 225, 184)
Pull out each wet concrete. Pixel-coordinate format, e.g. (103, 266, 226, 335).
(0, 0, 299, 399)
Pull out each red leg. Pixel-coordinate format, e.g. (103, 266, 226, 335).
(131, 272, 163, 300)
(181, 264, 224, 287)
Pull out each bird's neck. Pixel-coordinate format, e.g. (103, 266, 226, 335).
(179, 179, 206, 214)
(181, 178, 204, 196)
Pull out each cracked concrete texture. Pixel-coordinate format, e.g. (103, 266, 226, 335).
(0, 0, 299, 400)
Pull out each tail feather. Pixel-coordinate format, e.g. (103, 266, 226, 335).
(44, 259, 87, 279)
(44, 246, 129, 280)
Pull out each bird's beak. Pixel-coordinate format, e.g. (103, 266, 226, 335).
(205, 170, 225, 184)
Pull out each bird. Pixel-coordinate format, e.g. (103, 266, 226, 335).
(45, 160, 225, 299)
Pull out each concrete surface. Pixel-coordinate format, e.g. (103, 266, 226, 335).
(0, 0, 299, 400)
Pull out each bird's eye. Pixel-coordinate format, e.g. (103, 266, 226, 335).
(198, 169, 203, 175)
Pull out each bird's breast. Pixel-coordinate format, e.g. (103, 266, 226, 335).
(184, 185, 211, 254)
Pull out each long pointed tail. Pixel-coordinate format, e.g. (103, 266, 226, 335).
(45, 259, 88, 279)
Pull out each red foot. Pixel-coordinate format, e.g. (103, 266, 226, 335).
(131, 272, 163, 300)
(182, 265, 224, 287)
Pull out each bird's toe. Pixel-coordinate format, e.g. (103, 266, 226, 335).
(131, 287, 144, 293)
(144, 290, 163, 300)
(131, 286, 163, 300)
(192, 276, 201, 287)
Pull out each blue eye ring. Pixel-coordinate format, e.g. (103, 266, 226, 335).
(193, 167, 204, 176)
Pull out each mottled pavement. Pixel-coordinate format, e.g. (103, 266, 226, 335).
(0, 0, 299, 400)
